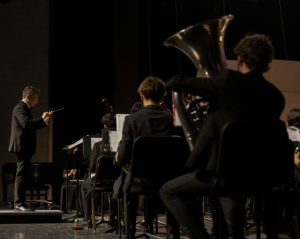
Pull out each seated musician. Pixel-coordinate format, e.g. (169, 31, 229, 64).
(59, 147, 83, 212)
(115, 77, 176, 237)
(80, 113, 116, 225)
(286, 109, 300, 230)
(160, 34, 285, 239)
(286, 108, 300, 147)
(108, 101, 144, 228)
(286, 109, 300, 196)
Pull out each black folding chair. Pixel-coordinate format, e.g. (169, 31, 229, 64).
(91, 152, 120, 231)
(210, 121, 298, 238)
(123, 136, 189, 239)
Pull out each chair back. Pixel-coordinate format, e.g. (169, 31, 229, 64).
(95, 153, 120, 183)
(217, 121, 294, 195)
(130, 136, 189, 181)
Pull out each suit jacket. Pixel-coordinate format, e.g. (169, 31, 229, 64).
(117, 105, 175, 192)
(8, 101, 46, 155)
(166, 70, 285, 171)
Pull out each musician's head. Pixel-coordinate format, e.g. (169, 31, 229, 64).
(287, 108, 300, 127)
(131, 101, 144, 114)
(23, 86, 40, 108)
(102, 113, 115, 128)
(137, 76, 166, 106)
(234, 34, 274, 74)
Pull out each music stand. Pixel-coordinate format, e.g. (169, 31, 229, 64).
(83, 135, 102, 159)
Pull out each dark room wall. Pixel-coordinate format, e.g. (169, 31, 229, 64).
(136, 0, 299, 110)
(0, 0, 49, 202)
(49, 0, 299, 149)
(50, 1, 115, 151)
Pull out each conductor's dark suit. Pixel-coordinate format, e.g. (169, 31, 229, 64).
(116, 104, 175, 235)
(9, 101, 46, 206)
(160, 70, 285, 238)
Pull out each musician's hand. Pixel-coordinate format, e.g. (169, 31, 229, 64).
(44, 117, 50, 125)
(115, 152, 118, 162)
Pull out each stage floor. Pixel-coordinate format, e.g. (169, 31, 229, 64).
(0, 203, 291, 239)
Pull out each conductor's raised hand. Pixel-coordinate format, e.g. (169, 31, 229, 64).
(42, 111, 52, 119)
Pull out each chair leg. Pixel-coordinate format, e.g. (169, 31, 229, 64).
(145, 196, 148, 233)
(255, 196, 261, 239)
(290, 191, 299, 239)
(155, 212, 158, 234)
(116, 197, 118, 235)
(118, 198, 122, 238)
(101, 193, 105, 220)
(242, 199, 249, 236)
(92, 194, 96, 231)
(125, 193, 130, 239)
(198, 196, 204, 226)
(212, 196, 220, 239)
(116, 198, 119, 235)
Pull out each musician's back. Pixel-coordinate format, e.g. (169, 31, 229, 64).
(117, 104, 174, 167)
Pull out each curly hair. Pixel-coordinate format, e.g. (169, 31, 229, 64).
(101, 113, 115, 128)
(287, 108, 300, 127)
(137, 76, 166, 103)
(233, 34, 274, 73)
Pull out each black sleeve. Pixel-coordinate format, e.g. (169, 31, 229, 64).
(166, 71, 228, 97)
(117, 117, 133, 167)
(15, 105, 46, 130)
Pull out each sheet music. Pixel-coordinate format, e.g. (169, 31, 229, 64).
(91, 138, 102, 150)
(68, 138, 83, 149)
(109, 131, 118, 152)
(116, 114, 129, 143)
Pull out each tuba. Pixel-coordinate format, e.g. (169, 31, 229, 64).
(164, 15, 234, 150)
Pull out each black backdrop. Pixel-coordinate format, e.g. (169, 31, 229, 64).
(50, 0, 299, 152)
(50, 1, 115, 150)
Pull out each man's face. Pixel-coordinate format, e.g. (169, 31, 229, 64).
(27, 94, 39, 108)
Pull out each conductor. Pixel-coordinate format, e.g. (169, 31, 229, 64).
(8, 86, 52, 211)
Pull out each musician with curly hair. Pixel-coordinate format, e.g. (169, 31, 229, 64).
(160, 34, 285, 239)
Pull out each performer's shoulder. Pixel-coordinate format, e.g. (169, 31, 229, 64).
(222, 69, 243, 78)
(12, 101, 26, 113)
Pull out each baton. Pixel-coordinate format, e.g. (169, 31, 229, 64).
(52, 108, 64, 113)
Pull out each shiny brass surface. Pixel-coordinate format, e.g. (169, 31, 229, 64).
(164, 15, 234, 149)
